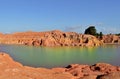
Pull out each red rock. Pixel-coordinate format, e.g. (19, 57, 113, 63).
(90, 63, 118, 73)
(102, 34, 120, 44)
(52, 68, 66, 73)
(0, 30, 103, 47)
(79, 75, 97, 79)
(97, 72, 120, 79)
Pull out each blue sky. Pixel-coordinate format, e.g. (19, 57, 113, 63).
(0, 0, 120, 34)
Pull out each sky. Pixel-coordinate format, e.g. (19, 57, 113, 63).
(0, 0, 120, 34)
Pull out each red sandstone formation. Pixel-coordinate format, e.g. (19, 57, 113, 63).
(0, 30, 102, 46)
(0, 52, 120, 79)
(102, 34, 120, 44)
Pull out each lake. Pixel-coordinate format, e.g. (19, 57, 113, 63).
(0, 44, 120, 68)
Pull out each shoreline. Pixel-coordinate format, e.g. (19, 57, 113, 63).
(0, 30, 119, 47)
(0, 52, 120, 79)
(104, 43, 120, 45)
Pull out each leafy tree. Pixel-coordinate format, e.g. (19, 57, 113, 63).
(84, 26, 97, 36)
(115, 33, 120, 36)
(96, 33, 99, 38)
(99, 32, 103, 39)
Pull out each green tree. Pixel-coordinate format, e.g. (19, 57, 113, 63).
(99, 32, 103, 39)
(84, 26, 97, 36)
(115, 33, 120, 36)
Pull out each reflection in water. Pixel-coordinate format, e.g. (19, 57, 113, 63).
(0, 44, 119, 68)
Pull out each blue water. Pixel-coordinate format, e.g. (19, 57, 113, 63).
(0, 44, 120, 68)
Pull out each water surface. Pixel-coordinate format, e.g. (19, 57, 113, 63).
(0, 44, 120, 68)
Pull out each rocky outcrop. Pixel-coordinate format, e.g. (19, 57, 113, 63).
(0, 52, 120, 79)
(65, 63, 120, 79)
(102, 34, 120, 44)
(97, 72, 120, 79)
(0, 52, 74, 79)
(0, 30, 102, 47)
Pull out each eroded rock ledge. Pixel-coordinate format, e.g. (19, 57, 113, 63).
(0, 52, 120, 79)
(0, 30, 102, 46)
(102, 34, 120, 44)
